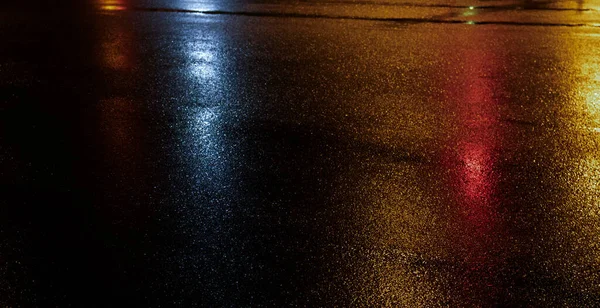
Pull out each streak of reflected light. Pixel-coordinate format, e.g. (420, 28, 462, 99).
(100, 20, 133, 70)
(581, 62, 600, 128)
(191, 107, 223, 160)
(95, 0, 138, 167)
(550, 33, 600, 283)
(182, 105, 229, 191)
(451, 53, 499, 232)
(440, 28, 507, 303)
(181, 33, 230, 190)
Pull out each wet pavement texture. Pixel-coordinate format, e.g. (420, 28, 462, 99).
(2, 0, 600, 306)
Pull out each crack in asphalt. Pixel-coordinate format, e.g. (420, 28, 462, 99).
(281, 0, 595, 11)
(117, 6, 600, 28)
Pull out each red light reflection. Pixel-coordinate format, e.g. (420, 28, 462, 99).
(458, 139, 496, 229)
(442, 37, 502, 231)
(441, 33, 507, 304)
(453, 68, 498, 231)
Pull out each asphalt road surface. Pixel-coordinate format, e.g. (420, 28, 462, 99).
(2, 0, 600, 306)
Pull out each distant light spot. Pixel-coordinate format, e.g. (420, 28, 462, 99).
(100, 5, 126, 11)
(98, 0, 126, 11)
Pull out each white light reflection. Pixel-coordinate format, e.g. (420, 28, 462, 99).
(186, 106, 229, 188)
(189, 50, 218, 80)
(186, 36, 225, 103)
(171, 28, 238, 285)
(164, 0, 218, 12)
(180, 30, 232, 192)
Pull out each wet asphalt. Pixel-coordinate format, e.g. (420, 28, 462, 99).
(1, 0, 600, 306)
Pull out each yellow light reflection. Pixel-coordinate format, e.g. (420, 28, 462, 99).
(97, 1, 133, 70)
(544, 31, 600, 294)
(97, 0, 127, 11)
(462, 7, 476, 17)
(581, 61, 600, 129)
